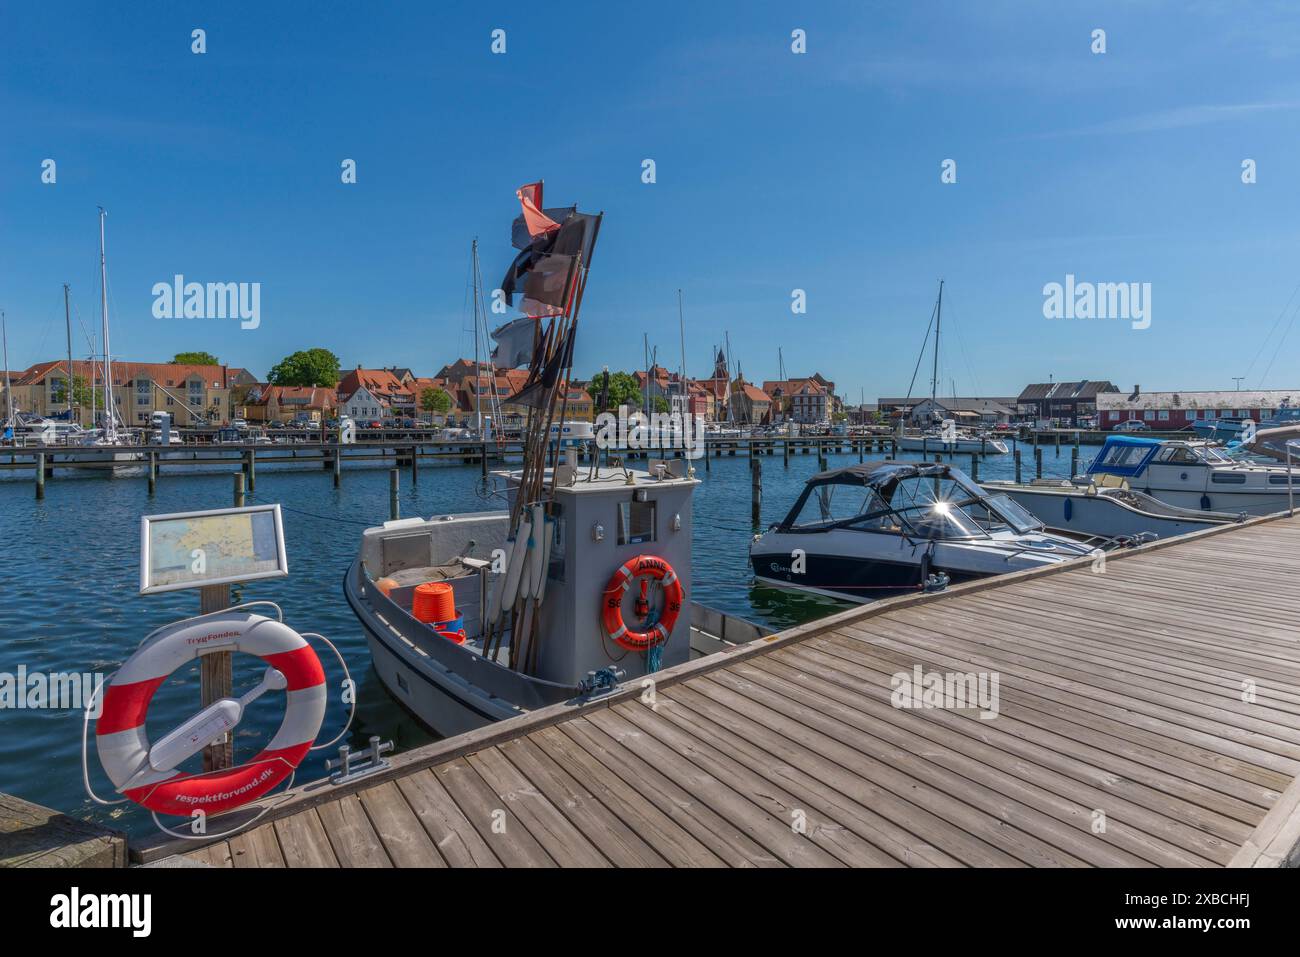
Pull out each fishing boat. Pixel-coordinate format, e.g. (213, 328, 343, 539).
(345, 184, 769, 736)
(345, 463, 768, 736)
(1084, 435, 1299, 515)
(749, 461, 1099, 602)
(980, 477, 1246, 539)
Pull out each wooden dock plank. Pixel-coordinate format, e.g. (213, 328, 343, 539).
(614, 699, 900, 866)
(496, 736, 670, 867)
(431, 757, 557, 867)
(559, 718, 782, 867)
(273, 809, 338, 868)
(748, 653, 1237, 865)
(228, 823, 286, 868)
(358, 781, 447, 868)
(529, 725, 726, 867)
(316, 794, 392, 868)
(394, 770, 501, 868)
(664, 682, 967, 867)
(464, 747, 611, 867)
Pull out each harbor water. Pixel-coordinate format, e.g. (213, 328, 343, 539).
(0, 441, 1095, 835)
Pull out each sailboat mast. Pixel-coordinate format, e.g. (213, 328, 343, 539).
(472, 238, 481, 434)
(677, 289, 686, 414)
(1, 311, 12, 427)
(98, 207, 115, 440)
(930, 280, 944, 406)
(64, 284, 73, 419)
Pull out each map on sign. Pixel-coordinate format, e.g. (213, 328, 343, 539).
(140, 505, 288, 594)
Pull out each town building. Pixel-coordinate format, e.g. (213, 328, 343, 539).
(728, 379, 772, 425)
(1096, 388, 1300, 430)
(2, 359, 248, 427)
(762, 373, 841, 424)
(1017, 381, 1119, 426)
(244, 385, 337, 425)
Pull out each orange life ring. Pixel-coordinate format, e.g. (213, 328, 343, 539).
(601, 555, 683, 651)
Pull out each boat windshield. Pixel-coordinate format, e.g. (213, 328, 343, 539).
(1194, 445, 1235, 464)
(791, 483, 885, 529)
(790, 473, 1021, 540)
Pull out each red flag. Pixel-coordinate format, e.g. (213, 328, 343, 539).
(516, 181, 561, 240)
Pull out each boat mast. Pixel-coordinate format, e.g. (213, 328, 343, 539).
(1, 310, 12, 427)
(472, 238, 481, 434)
(724, 329, 734, 423)
(677, 289, 687, 415)
(64, 284, 73, 420)
(930, 280, 944, 408)
(98, 207, 116, 441)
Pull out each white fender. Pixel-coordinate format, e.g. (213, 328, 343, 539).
(502, 522, 530, 609)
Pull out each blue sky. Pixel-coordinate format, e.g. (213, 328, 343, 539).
(3, 0, 1300, 400)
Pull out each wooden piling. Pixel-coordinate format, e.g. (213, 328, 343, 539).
(244, 448, 256, 491)
(147, 450, 157, 494)
(234, 471, 246, 507)
(970, 452, 979, 480)
(411, 444, 419, 484)
(1071, 446, 1079, 476)
(390, 468, 400, 521)
(1014, 449, 1022, 483)
(333, 448, 341, 487)
(1035, 446, 1043, 478)
(750, 457, 762, 529)
(35, 453, 45, 499)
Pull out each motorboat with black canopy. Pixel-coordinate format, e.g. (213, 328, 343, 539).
(750, 461, 1098, 601)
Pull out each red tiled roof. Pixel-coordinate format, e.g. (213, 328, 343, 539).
(12, 359, 232, 389)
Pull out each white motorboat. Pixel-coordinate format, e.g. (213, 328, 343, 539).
(750, 461, 1100, 603)
(981, 477, 1246, 540)
(895, 430, 1009, 455)
(1085, 435, 1300, 516)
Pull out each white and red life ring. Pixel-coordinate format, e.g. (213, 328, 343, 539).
(96, 611, 326, 817)
(601, 555, 683, 651)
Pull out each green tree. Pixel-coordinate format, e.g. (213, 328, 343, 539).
(422, 387, 452, 416)
(52, 375, 95, 408)
(652, 395, 671, 414)
(268, 348, 341, 388)
(172, 351, 220, 365)
(586, 370, 641, 411)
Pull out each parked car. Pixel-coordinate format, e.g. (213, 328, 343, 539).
(1114, 419, 1150, 432)
(232, 418, 248, 430)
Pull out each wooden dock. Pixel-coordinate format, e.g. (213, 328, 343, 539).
(134, 511, 1300, 868)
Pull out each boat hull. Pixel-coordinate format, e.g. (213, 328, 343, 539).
(987, 484, 1240, 539)
(895, 435, 1009, 455)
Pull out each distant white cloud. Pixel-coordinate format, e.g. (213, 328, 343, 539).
(1035, 100, 1300, 138)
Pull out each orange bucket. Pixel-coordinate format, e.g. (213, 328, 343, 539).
(412, 581, 457, 624)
